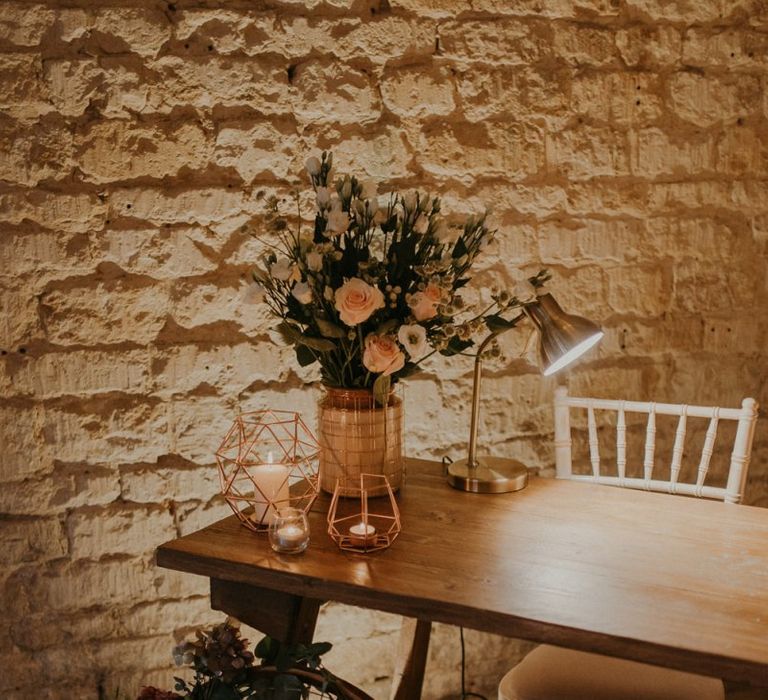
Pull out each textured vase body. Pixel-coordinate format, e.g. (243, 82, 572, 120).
(318, 386, 404, 496)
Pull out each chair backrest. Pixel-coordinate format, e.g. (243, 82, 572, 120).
(553, 386, 759, 504)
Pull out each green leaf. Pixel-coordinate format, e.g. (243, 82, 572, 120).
(315, 318, 346, 338)
(439, 336, 474, 356)
(373, 374, 391, 407)
(255, 636, 276, 662)
(452, 237, 468, 259)
(484, 314, 520, 333)
(295, 344, 317, 367)
(376, 318, 398, 335)
(276, 322, 336, 352)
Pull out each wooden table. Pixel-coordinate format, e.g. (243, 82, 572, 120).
(157, 458, 768, 697)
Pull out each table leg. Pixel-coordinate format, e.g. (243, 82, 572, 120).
(389, 617, 432, 700)
(210, 577, 322, 644)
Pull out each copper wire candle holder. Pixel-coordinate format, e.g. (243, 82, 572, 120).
(327, 474, 401, 553)
(216, 410, 319, 532)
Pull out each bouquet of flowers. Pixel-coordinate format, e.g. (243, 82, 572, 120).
(250, 152, 547, 404)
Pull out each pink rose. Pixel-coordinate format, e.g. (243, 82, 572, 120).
(363, 334, 405, 376)
(334, 277, 385, 326)
(408, 283, 442, 321)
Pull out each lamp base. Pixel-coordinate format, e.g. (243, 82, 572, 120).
(446, 457, 529, 493)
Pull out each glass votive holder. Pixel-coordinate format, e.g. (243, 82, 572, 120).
(268, 507, 310, 554)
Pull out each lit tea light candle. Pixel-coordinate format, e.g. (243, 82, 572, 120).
(273, 524, 308, 550)
(349, 521, 376, 539)
(268, 507, 310, 554)
(250, 452, 290, 527)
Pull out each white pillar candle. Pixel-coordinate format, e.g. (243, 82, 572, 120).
(251, 452, 290, 526)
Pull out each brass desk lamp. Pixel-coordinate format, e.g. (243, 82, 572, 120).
(446, 293, 603, 493)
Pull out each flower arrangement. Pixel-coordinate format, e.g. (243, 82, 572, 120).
(138, 618, 370, 700)
(250, 152, 548, 404)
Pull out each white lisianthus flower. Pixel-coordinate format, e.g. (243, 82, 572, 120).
(397, 323, 428, 360)
(292, 281, 313, 304)
(402, 191, 418, 212)
(413, 214, 429, 235)
(242, 282, 265, 304)
(326, 208, 350, 235)
(306, 251, 323, 272)
(316, 187, 331, 209)
(373, 207, 387, 225)
(434, 219, 456, 244)
(305, 156, 321, 176)
(514, 278, 538, 303)
(340, 176, 352, 199)
(271, 258, 296, 282)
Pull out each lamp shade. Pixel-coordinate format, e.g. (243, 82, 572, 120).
(525, 294, 603, 376)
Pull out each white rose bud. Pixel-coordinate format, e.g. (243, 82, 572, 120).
(306, 251, 323, 272)
(305, 156, 321, 176)
(316, 187, 331, 209)
(291, 281, 313, 304)
(413, 214, 429, 235)
(341, 176, 352, 199)
(326, 209, 350, 235)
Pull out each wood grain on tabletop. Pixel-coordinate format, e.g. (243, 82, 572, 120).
(157, 458, 768, 685)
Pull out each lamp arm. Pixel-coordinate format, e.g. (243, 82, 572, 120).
(466, 312, 526, 468)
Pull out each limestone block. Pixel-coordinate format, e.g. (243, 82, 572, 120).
(669, 72, 762, 127)
(716, 124, 768, 176)
(0, 405, 52, 482)
(173, 499, 230, 537)
(616, 25, 681, 68)
(55, 7, 170, 58)
(381, 66, 455, 118)
(0, 53, 51, 119)
(467, 0, 615, 17)
(624, 0, 729, 23)
(101, 227, 218, 279)
(107, 187, 255, 228)
(418, 121, 544, 181)
(0, 3, 55, 47)
(41, 400, 169, 465)
(2, 349, 150, 399)
(0, 115, 73, 186)
(456, 66, 569, 123)
(40, 277, 169, 345)
(605, 264, 671, 316)
(0, 517, 67, 567)
(0, 285, 41, 348)
(68, 505, 176, 560)
(547, 124, 631, 179)
(682, 28, 768, 69)
(537, 218, 648, 265)
(630, 127, 715, 178)
(319, 125, 414, 180)
(0, 230, 95, 283)
(570, 72, 663, 126)
(389, 0, 471, 16)
(76, 121, 212, 183)
(148, 56, 291, 114)
(439, 19, 549, 64)
(0, 190, 107, 233)
(215, 120, 301, 182)
(291, 59, 381, 124)
(553, 23, 617, 67)
(335, 16, 435, 63)
(150, 342, 292, 397)
(120, 458, 219, 504)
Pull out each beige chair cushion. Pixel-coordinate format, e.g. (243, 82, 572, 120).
(499, 645, 725, 700)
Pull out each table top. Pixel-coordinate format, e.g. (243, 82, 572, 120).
(157, 459, 768, 685)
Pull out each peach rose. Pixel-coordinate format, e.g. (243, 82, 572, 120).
(407, 283, 442, 321)
(363, 334, 405, 376)
(334, 277, 385, 326)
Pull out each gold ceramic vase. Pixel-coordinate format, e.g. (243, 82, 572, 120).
(318, 386, 404, 496)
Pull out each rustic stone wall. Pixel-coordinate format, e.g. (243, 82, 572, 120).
(2, 0, 767, 698)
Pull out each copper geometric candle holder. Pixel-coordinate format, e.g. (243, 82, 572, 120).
(216, 410, 320, 532)
(327, 474, 401, 553)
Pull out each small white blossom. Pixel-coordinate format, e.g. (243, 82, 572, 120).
(316, 187, 331, 209)
(413, 214, 429, 235)
(270, 258, 296, 282)
(306, 251, 323, 272)
(326, 208, 350, 235)
(397, 324, 429, 360)
(305, 156, 321, 176)
(292, 281, 312, 304)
